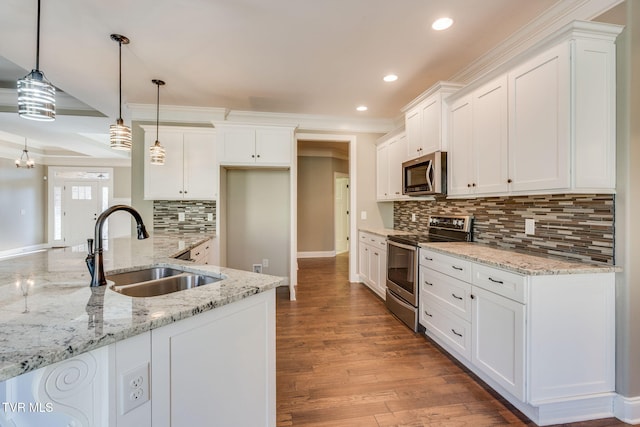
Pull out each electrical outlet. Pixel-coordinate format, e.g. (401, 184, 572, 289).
(253, 264, 262, 273)
(178, 212, 185, 222)
(411, 213, 417, 222)
(262, 258, 269, 268)
(207, 213, 213, 221)
(119, 363, 149, 415)
(525, 218, 535, 235)
(360, 211, 367, 220)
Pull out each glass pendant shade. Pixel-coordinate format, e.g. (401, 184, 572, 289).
(18, 70, 55, 121)
(110, 118, 132, 150)
(150, 140, 166, 165)
(18, 0, 55, 121)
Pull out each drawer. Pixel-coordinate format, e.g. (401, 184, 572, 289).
(420, 249, 472, 282)
(420, 266, 472, 321)
(472, 263, 526, 303)
(359, 231, 386, 249)
(420, 299, 471, 361)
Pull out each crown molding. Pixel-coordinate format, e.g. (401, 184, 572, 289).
(449, 0, 625, 85)
(400, 81, 465, 113)
(128, 104, 228, 123)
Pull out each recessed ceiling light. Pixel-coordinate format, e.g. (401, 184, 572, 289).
(356, 105, 368, 112)
(432, 17, 453, 31)
(383, 74, 398, 82)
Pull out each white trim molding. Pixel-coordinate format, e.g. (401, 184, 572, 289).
(615, 394, 640, 424)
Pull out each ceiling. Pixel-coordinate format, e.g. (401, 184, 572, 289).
(0, 0, 626, 162)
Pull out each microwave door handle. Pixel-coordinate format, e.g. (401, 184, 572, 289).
(426, 161, 434, 192)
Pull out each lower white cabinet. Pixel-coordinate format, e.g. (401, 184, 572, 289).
(0, 290, 276, 427)
(151, 289, 275, 427)
(419, 247, 615, 426)
(358, 231, 387, 298)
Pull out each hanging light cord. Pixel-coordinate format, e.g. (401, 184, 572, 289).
(118, 38, 123, 120)
(35, 0, 41, 71)
(155, 82, 160, 140)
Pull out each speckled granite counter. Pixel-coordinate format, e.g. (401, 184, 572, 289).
(359, 227, 413, 237)
(0, 232, 283, 382)
(419, 242, 619, 275)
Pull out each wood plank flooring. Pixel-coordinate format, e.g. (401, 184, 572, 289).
(276, 254, 627, 427)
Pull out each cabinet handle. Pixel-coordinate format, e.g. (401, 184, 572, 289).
(257, 154, 261, 158)
(184, 191, 187, 194)
(194, 252, 200, 256)
(452, 265, 463, 271)
(374, 252, 378, 256)
(472, 183, 476, 187)
(179, 190, 183, 194)
(424, 280, 433, 286)
(251, 154, 255, 158)
(424, 256, 433, 261)
(424, 310, 433, 318)
(507, 178, 513, 183)
(451, 329, 463, 337)
(451, 293, 463, 300)
(470, 294, 475, 300)
(488, 277, 504, 284)
(467, 183, 471, 188)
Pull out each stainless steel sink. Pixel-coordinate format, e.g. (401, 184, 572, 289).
(107, 267, 221, 297)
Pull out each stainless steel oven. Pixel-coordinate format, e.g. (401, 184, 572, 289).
(386, 215, 473, 332)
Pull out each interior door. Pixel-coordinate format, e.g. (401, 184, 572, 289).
(64, 181, 99, 245)
(334, 175, 350, 254)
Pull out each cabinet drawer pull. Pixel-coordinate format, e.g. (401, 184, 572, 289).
(424, 280, 433, 286)
(452, 265, 463, 271)
(374, 252, 379, 256)
(488, 277, 504, 284)
(451, 329, 463, 337)
(423, 256, 433, 261)
(424, 310, 433, 318)
(451, 293, 463, 300)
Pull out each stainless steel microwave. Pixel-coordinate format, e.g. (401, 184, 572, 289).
(402, 151, 447, 196)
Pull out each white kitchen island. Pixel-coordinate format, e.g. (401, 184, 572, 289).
(0, 233, 282, 427)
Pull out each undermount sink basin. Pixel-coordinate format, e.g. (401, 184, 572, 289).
(107, 267, 220, 297)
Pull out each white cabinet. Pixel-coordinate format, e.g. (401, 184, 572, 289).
(446, 21, 620, 198)
(449, 77, 509, 196)
(216, 123, 294, 166)
(151, 289, 276, 427)
(507, 43, 570, 193)
(376, 131, 408, 201)
(358, 231, 387, 298)
(402, 81, 463, 158)
(418, 247, 615, 425)
(143, 126, 217, 200)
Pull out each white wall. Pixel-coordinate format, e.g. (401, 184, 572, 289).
(225, 169, 290, 277)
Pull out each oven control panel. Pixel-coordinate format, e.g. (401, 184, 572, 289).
(428, 215, 473, 233)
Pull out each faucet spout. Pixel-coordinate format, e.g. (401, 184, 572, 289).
(88, 205, 149, 287)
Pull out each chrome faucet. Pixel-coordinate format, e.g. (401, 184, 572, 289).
(86, 204, 149, 287)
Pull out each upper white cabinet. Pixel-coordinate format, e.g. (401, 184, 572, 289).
(446, 21, 622, 197)
(143, 126, 217, 200)
(402, 81, 463, 158)
(216, 123, 294, 166)
(376, 131, 409, 201)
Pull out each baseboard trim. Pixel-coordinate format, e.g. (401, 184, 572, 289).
(297, 251, 336, 259)
(614, 394, 640, 424)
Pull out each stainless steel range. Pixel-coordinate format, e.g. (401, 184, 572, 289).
(386, 215, 473, 331)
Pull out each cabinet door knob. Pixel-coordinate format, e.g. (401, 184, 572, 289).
(470, 294, 475, 300)
(184, 191, 188, 194)
(257, 154, 261, 158)
(251, 154, 255, 158)
(467, 183, 471, 188)
(472, 183, 476, 187)
(179, 190, 183, 194)
(507, 178, 513, 183)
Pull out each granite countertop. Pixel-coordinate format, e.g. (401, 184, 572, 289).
(359, 227, 413, 237)
(0, 232, 283, 382)
(419, 242, 620, 275)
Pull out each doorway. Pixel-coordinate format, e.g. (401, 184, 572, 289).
(48, 167, 113, 246)
(297, 140, 350, 259)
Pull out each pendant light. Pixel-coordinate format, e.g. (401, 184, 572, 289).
(15, 139, 35, 169)
(109, 34, 132, 150)
(17, 0, 55, 121)
(149, 79, 166, 165)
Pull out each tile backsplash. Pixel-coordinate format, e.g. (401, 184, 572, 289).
(153, 200, 216, 233)
(394, 194, 614, 265)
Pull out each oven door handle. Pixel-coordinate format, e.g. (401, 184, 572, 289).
(387, 240, 418, 252)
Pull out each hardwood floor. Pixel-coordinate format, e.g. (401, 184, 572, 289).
(276, 254, 627, 427)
